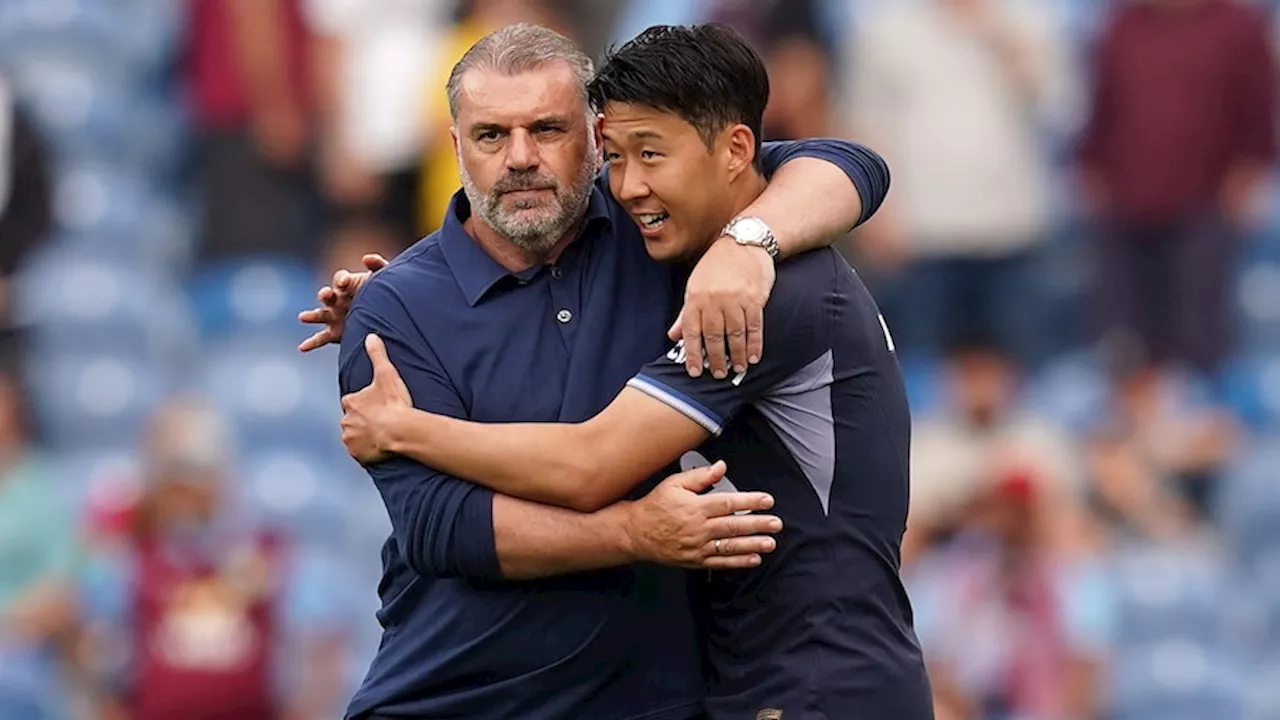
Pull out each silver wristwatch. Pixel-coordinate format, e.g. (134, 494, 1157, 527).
(721, 216, 779, 260)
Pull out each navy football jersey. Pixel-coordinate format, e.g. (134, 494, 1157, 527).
(628, 248, 934, 720)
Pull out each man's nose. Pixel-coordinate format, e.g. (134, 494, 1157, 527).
(505, 129, 539, 172)
(616, 165, 650, 202)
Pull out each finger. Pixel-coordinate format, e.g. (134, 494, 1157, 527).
(725, 306, 749, 374)
(364, 334, 396, 381)
(298, 307, 328, 324)
(667, 309, 683, 342)
(334, 269, 354, 291)
(700, 309, 729, 379)
(681, 309, 705, 378)
(705, 513, 783, 539)
(340, 394, 353, 412)
(703, 554, 763, 570)
(745, 303, 764, 366)
(318, 286, 337, 306)
(297, 329, 333, 352)
(707, 536, 776, 557)
(362, 253, 389, 271)
(705, 490, 775, 517)
(672, 460, 727, 493)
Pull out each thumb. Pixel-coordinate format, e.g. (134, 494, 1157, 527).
(364, 334, 394, 380)
(675, 460, 726, 493)
(667, 309, 684, 341)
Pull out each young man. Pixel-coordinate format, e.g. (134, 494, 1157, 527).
(327, 23, 887, 720)
(339, 23, 932, 720)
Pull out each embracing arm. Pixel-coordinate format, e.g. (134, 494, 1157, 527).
(381, 384, 707, 514)
(755, 139, 890, 256)
(340, 295, 774, 580)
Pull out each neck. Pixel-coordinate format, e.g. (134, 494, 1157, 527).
(464, 215, 583, 272)
(693, 169, 770, 260)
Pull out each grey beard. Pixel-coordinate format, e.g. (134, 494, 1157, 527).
(460, 143, 600, 259)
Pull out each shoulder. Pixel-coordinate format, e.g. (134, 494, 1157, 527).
(771, 248, 842, 307)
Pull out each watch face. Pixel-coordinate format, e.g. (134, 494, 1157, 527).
(733, 218, 768, 243)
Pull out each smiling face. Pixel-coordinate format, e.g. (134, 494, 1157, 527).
(452, 61, 600, 256)
(602, 101, 747, 263)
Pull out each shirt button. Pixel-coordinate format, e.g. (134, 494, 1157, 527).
(556, 309, 573, 324)
(550, 266, 563, 280)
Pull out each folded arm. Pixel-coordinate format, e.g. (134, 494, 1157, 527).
(379, 386, 708, 514)
(340, 290, 776, 580)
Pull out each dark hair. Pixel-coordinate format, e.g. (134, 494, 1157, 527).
(589, 23, 770, 170)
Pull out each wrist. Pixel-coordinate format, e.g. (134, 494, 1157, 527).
(383, 405, 418, 456)
(599, 501, 642, 563)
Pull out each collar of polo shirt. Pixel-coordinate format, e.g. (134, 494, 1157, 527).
(438, 185, 614, 306)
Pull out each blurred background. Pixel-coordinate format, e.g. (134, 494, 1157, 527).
(0, 0, 1278, 719)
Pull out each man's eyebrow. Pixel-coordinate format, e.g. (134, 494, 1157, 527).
(601, 128, 663, 143)
(529, 116, 572, 130)
(469, 122, 506, 136)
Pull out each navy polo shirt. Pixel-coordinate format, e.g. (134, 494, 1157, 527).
(337, 139, 888, 720)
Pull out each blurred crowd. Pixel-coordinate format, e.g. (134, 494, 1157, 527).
(1, 0, 1280, 719)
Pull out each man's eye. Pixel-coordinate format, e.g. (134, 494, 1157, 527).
(478, 131, 500, 142)
(604, 152, 622, 162)
(641, 150, 659, 160)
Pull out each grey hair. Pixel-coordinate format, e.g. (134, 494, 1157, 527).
(446, 23, 595, 120)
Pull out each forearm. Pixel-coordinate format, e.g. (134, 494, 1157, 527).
(492, 495, 636, 580)
(748, 152, 887, 259)
(386, 407, 615, 510)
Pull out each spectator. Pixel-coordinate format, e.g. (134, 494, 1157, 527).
(909, 472, 1114, 720)
(0, 336, 80, 720)
(845, 0, 1076, 364)
(185, 0, 318, 263)
(1077, 0, 1277, 377)
(703, 0, 834, 139)
(907, 335, 1084, 566)
(611, 0, 833, 139)
(0, 76, 52, 328)
(80, 399, 349, 720)
(1087, 364, 1239, 540)
(306, 0, 452, 249)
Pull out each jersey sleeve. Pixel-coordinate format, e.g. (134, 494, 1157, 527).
(626, 253, 834, 435)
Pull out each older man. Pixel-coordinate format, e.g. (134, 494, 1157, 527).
(316, 24, 887, 720)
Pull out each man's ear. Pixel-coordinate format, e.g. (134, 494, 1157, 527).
(724, 124, 758, 180)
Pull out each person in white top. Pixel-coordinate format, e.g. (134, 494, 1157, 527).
(843, 0, 1079, 364)
(305, 0, 451, 243)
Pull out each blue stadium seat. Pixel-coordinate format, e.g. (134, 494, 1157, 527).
(238, 449, 356, 551)
(1110, 540, 1233, 649)
(1236, 259, 1280, 352)
(199, 337, 342, 453)
(1110, 639, 1246, 720)
(189, 259, 320, 345)
(15, 247, 198, 362)
(29, 354, 170, 451)
(1219, 357, 1280, 432)
(1022, 350, 1110, 433)
(0, 0, 179, 77)
(1217, 437, 1280, 561)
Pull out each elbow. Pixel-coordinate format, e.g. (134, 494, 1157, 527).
(401, 489, 503, 582)
(559, 445, 613, 514)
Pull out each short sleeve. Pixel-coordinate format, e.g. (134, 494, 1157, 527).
(627, 252, 834, 435)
